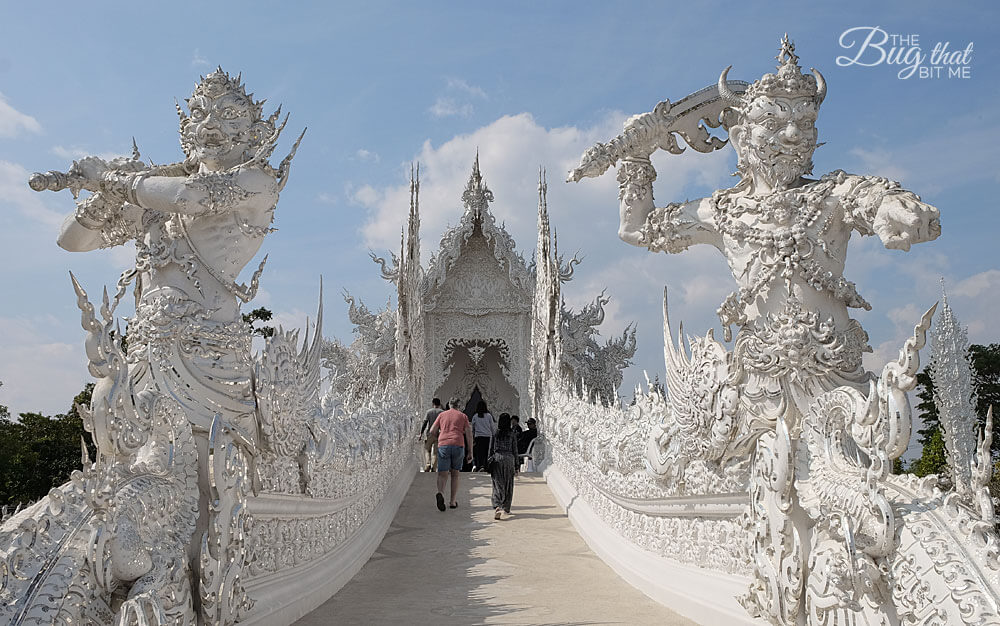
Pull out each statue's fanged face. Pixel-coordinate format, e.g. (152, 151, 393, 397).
(181, 92, 254, 167)
(177, 69, 277, 170)
(737, 96, 818, 189)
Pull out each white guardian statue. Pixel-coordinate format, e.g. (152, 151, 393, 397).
(16, 68, 304, 625)
(570, 37, 999, 625)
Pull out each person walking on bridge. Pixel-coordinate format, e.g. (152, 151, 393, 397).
(489, 413, 520, 520)
(470, 400, 496, 471)
(429, 398, 472, 511)
(419, 398, 443, 472)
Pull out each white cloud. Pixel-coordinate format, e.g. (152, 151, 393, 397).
(191, 49, 210, 67)
(429, 98, 472, 118)
(0, 160, 64, 227)
(428, 77, 488, 118)
(949, 270, 1000, 342)
(351, 184, 381, 208)
(358, 112, 618, 252)
(846, 109, 1000, 193)
(316, 192, 337, 205)
(356, 110, 731, 264)
(0, 92, 41, 138)
(952, 269, 1000, 299)
(51, 145, 129, 163)
(355, 148, 380, 162)
(860, 266, 1000, 372)
(445, 78, 487, 100)
(848, 147, 908, 183)
(272, 307, 319, 335)
(886, 302, 924, 330)
(0, 315, 88, 418)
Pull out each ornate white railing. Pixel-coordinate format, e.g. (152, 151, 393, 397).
(538, 298, 1000, 625)
(538, 381, 757, 624)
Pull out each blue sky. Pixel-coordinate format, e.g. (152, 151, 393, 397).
(1, 1, 998, 422)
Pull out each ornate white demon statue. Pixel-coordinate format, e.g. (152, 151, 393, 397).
(573, 36, 940, 464)
(22, 68, 303, 624)
(571, 38, 1000, 625)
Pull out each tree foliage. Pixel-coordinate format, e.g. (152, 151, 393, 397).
(909, 429, 947, 478)
(243, 306, 275, 338)
(0, 383, 96, 509)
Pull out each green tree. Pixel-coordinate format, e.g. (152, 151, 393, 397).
(970, 343, 1000, 420)
(0, 383, 96, 508)
(909, 429, 947, 477)
(242, 306, 275, 338)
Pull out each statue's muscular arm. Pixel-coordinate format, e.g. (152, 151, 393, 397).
(134, 166, 278, 216)
(57, 203, 142, 252)
(833, 170, 941, 251)
(617, 157, 720, 252)
(57, 165, 278, 252)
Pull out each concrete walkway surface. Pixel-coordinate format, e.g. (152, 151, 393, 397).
(296, 471, 695, 625)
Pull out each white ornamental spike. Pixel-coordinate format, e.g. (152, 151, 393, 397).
(973, 405, 995, 522)
(931, 285, 979, 498)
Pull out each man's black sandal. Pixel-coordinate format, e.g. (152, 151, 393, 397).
(436, 492, 446, 511)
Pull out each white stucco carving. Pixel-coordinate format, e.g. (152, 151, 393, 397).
(561, 291, 638, 406)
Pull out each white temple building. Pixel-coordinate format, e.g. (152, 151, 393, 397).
(359, 156, 637, 418)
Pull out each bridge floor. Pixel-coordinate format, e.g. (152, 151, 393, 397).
(296, 471, 694, 625)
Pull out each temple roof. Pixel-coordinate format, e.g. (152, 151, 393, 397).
(422, 155, 533, 306)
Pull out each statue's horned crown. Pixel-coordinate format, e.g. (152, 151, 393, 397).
(187, 67, 265, 120)
(719, 35, 826, 112)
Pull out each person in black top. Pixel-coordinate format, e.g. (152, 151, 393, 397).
(510, 415, 523, 436)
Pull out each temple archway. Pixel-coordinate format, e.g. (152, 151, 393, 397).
(436, 341, 519, 417)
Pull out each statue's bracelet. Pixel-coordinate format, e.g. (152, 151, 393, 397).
(75, 209, 106, 230)
(100, 171, 147, 206)
(74, 199, 112, 230)
(126, 172, 148, 205)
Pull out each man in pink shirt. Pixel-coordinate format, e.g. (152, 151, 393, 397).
(428, 397, 473, 511)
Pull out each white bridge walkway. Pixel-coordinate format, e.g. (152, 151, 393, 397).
(295, 472, 694, 626)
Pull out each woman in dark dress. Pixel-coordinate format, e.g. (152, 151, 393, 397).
(489, 413, 519, 520)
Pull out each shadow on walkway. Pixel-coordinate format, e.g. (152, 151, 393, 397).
(295, 468, 694, 626)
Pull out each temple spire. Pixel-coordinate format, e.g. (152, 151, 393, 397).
(408, 162, 421, 267)
(461, 151, 494, 218)
(395, 162, 424, 406)
(531, 165, 561, 422)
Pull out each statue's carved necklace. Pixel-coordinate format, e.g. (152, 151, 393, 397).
(711, 180, 869, 340)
